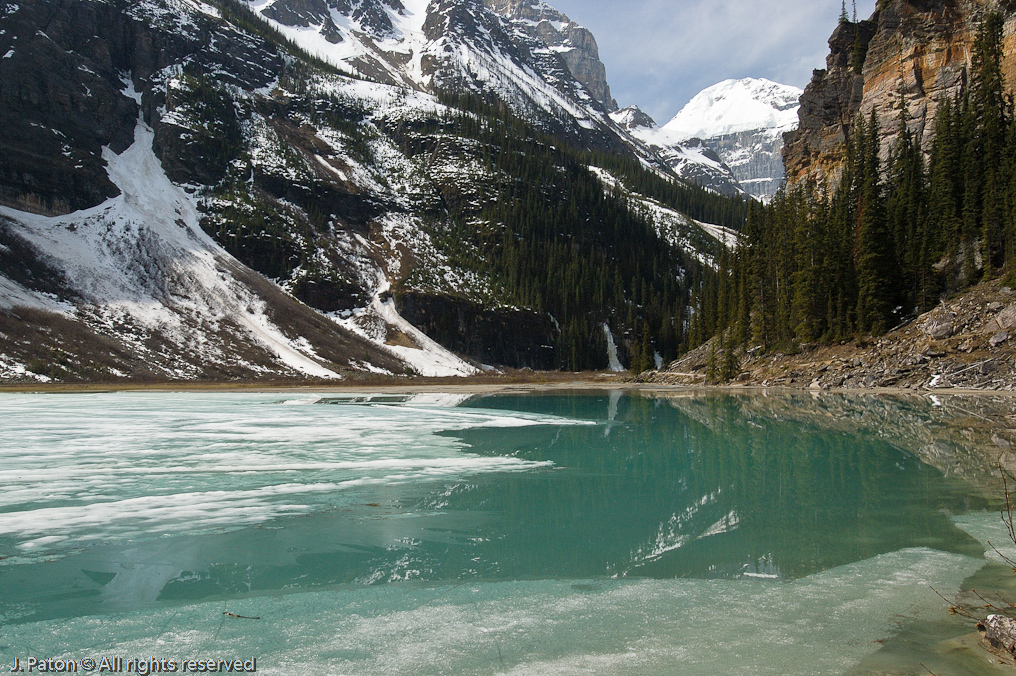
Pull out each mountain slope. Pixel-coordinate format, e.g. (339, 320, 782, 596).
(247, 0, 745, 193)
(246, 0, 621, 147)
(0, 0, 747, 381)
(0, 117, 418, 381)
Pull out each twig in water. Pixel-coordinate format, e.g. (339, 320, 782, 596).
(930, 586, 979, 620)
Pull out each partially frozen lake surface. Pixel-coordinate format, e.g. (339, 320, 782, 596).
(0, 391, 1010, 674)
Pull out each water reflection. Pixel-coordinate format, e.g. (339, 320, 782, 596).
(450, 392, 986, 581)
(0, 392, 990, 625)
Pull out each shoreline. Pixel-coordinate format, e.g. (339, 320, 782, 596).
(3, 374, 1016, 398)
(2, 372, 1013, 499)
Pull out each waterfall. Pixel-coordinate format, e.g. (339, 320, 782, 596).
(602, 324, 625, 372)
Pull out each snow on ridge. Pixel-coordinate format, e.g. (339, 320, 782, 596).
(586, 166, 734, 268)
(245, 0, 611, 137)
(663, 77, 802, 141)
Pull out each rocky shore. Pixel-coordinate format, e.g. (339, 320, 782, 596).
(650, 279, 1016, 392)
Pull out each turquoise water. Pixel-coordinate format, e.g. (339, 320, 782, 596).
(0, 391, 1007, 674)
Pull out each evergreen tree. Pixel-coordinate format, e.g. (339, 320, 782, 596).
(972, 12, 1007, 274)
(886, 106, 929, 311)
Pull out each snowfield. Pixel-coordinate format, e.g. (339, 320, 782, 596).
(1, 120, 345, 378)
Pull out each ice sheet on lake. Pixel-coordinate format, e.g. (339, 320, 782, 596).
(0, 392, 574, 559)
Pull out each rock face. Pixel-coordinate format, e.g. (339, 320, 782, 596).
(700, 130, 789, 202)
(483, 0, 617, 111)
(785, 1, 1016, 189)
(398, 291, 558, 369)
(0, 0, 142, 214)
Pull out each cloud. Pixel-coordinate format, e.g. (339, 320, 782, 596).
(548, 0, 877, 121)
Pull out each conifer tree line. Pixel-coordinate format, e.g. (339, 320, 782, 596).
(393, 90, 708, 371)
(693, 11, 1016, 365)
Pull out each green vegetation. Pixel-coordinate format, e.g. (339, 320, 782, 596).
(392, 91, 713, 370)
(200, 187, 312, 280)
(696, 12, 1016, 361)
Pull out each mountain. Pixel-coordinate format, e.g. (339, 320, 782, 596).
(251, 0, 744, 194)
(0, 0, 747, 383)
(609, 106, 745, 197)
(665, 78, 801, 141)
(617, 78, 802, 202)
(249, 0, 621, 147)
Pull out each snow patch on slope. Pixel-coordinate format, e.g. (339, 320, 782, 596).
(695, 220, 738, 248)
(374, 295, 478, 377)
(586, 166, 735, 267)
(335, 281, 478, 378)
(0, 276, 73, 314)
(0, 120, 341, 379)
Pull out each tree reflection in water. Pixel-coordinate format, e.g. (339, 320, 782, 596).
(440, 392, 987, 581)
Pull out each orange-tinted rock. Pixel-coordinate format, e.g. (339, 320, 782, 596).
(785, 0, 1016, 191)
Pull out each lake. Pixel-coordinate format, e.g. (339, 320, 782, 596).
(0, 390, 1011, 675)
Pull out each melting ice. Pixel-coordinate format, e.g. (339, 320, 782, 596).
(0, 391, 1005, 675)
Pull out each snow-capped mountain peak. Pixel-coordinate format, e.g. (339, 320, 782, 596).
(663, 78, 802, 141)
(608, 106, 743, 197)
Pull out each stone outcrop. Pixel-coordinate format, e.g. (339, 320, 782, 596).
(785, 0, 1016, 190)
(483, 0, 617, 111)
(979, 614, 1016, 658)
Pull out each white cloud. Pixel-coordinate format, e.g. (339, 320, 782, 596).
(549, 0, 878, 121)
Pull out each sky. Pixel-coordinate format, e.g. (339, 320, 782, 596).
(547, 0, 878, 124)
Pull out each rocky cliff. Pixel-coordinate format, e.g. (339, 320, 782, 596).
(784, 0, 1016, 190)
(483, 0, 617, 111)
